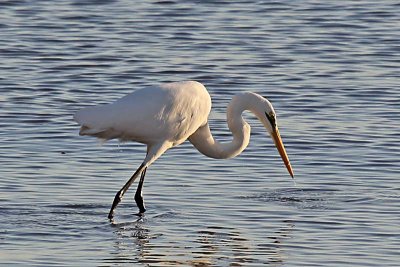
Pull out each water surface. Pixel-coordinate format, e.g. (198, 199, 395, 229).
(1, 0, 399, 266)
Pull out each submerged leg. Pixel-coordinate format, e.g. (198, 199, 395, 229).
(134, 167, 147, 214)
(108, 142, 171, 220)
(108, 163, 145, 220)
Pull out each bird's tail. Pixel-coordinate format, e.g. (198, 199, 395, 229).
(74, 105, 115, 138)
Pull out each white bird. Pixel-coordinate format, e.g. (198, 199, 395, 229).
(74, 81, 294, 219)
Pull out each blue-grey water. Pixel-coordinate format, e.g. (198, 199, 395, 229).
(1, 1, 399, 266)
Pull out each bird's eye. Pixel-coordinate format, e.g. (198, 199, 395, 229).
(265, 112, 276, 128)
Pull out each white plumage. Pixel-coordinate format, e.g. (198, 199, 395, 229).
(75, 81, 210, 145)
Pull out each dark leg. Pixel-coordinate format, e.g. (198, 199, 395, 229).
(108, 163, 145, 220)
(134, 167, 147, 214)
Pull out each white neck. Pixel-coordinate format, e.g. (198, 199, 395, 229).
(189, 92, 264, 159)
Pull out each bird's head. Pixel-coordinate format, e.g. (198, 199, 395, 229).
(251, 94, 294, 178)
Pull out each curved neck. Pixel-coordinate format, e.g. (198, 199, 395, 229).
(189, 93, 260, 159)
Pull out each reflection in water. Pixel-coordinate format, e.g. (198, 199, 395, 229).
(106, 218, 294, 266)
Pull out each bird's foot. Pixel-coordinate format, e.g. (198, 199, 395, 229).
(135, 208, 146, 217)
(108, 190, 123, 220)
(108, 211, 114, 220)
(134, 193, 146, 215)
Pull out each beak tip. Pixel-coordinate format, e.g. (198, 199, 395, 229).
(286, 163, 294, 179)
(285, 162, 294, 179)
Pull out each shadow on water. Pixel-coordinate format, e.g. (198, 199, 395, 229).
(105, 216, 295, 266)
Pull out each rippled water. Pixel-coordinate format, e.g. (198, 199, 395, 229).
(1, 0, 399, 266)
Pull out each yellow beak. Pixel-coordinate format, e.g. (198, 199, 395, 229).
(271, 127, 294, 178)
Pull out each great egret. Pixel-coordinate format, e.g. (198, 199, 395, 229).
(74, 81, 294, 219)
